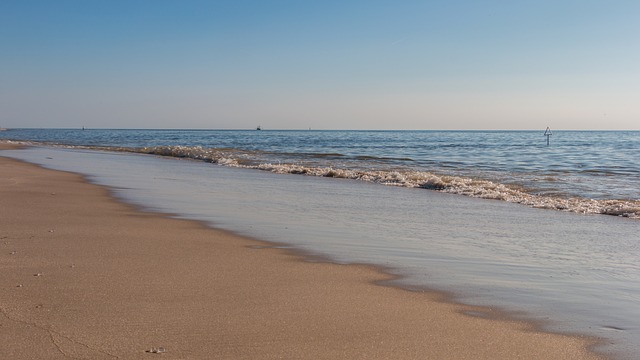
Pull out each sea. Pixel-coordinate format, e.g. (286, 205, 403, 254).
(1, 128, 639, 358)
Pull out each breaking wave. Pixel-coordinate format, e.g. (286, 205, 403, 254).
(255, 163, 640, 219)
(134, 145, 640, 219)
(10, 141, 640, 220)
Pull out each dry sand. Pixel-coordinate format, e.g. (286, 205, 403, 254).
(0, 143, 605, 359)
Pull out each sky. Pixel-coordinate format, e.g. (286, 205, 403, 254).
(1, 0, 639, 130)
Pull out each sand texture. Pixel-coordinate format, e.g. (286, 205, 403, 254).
(0, 145, 604, 359)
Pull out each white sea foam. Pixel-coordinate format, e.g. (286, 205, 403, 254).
(120, 146, 640, 219)
(17, 143, 640, 220)
(247, 162, 640, 219)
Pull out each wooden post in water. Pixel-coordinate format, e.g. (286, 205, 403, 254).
(544, 127, 552, 146)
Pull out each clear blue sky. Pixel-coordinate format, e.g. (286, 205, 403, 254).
(1, 0, 638, 130)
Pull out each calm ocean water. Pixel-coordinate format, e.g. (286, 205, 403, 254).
(2, 128, 639, 358)
(2, 128, 639, 218)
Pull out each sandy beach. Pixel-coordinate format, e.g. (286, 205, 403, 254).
(1, 143, 604, 359)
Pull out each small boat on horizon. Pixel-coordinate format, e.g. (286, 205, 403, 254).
(256, 125, 262, 130)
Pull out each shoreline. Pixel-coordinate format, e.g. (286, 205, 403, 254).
(1, 143, 606, 359)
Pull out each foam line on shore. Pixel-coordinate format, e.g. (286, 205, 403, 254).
(0, 142, 607, 359)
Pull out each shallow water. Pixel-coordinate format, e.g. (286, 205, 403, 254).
(2, 129, 639, 218)
(4, 146, 639, 359)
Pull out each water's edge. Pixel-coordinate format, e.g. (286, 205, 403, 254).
(0, 147, 612, 359)
(3, 143, 637, 358)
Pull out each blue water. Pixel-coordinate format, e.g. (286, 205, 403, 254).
(2, 129, 639, 217)
(2, 129, 639, 358)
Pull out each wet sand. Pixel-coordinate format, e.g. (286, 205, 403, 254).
(0, 143, 604, 359)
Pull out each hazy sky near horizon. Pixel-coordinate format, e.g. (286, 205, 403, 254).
(1, 1, 639, 130)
